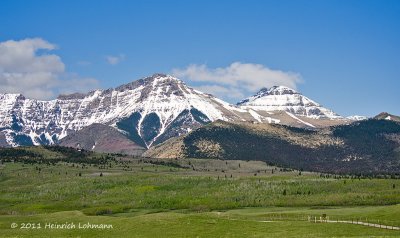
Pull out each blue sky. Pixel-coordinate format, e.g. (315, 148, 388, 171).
(0, 0, 399, 116)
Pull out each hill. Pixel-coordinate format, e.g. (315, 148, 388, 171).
(145, 119, 400, 175)
(374, 112, 400, 122)
(59, 123, 146, 155)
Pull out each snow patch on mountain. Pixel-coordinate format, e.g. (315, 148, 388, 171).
(0, 74, 344, 148)
(237, 86, 341, 119)
(286, 112, 315, 128)
(347, 115, 368, 121)
(0, 74, 268, 147)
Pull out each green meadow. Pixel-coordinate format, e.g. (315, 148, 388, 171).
(0, 156, 399, 237)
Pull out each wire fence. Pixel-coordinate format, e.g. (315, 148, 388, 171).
(224, 214, 400, 231)
(307, 215, 400, 230)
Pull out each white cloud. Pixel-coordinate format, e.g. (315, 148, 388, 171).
(106, 54, 125, 65)
(0, 38, 99, 100)
(172, 62, 302, 102)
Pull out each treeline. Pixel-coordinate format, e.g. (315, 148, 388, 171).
(142, 158, 188, 168)
(0, 146, 115, 165)
(0, 147, 38, 158)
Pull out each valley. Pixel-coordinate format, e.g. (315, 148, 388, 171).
(1, 75, 399, 237)
(0, 148, 399, 237)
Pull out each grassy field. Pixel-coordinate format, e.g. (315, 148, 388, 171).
(1, 207, 400, 238)
(0, 155, 399, 237)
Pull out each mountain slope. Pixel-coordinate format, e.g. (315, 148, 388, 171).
(0, 74, 248, 148)
(0, 74, 347, 149)
(238, 86, 341, 119)
(59, 124, 146, 155)
(145, 119, 400, 174)
(374, 112, 400, 122)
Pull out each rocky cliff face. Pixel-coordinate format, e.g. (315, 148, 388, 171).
(0, 74, 346, 149)
(0, 74, 248, 148)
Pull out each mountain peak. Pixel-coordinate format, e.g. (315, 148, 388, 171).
(238, 86, 299, 105)
(374, 112, 400, 122)
(255, 86, 299, 97)
(267, 85, 299, 95)
(115, 73, 182, 92)
(237, 85, 340, 119)
(149, 73, 183, 84)
(146, 73, 182, 84)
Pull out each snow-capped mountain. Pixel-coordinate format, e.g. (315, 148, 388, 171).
(0, 74, 346, 149)
(346, 115, 368, 121)
(0, 74, 248, 148)
(237, 86, 341, 119)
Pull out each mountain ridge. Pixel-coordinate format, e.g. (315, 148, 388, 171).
(0, 73, 350, 150)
